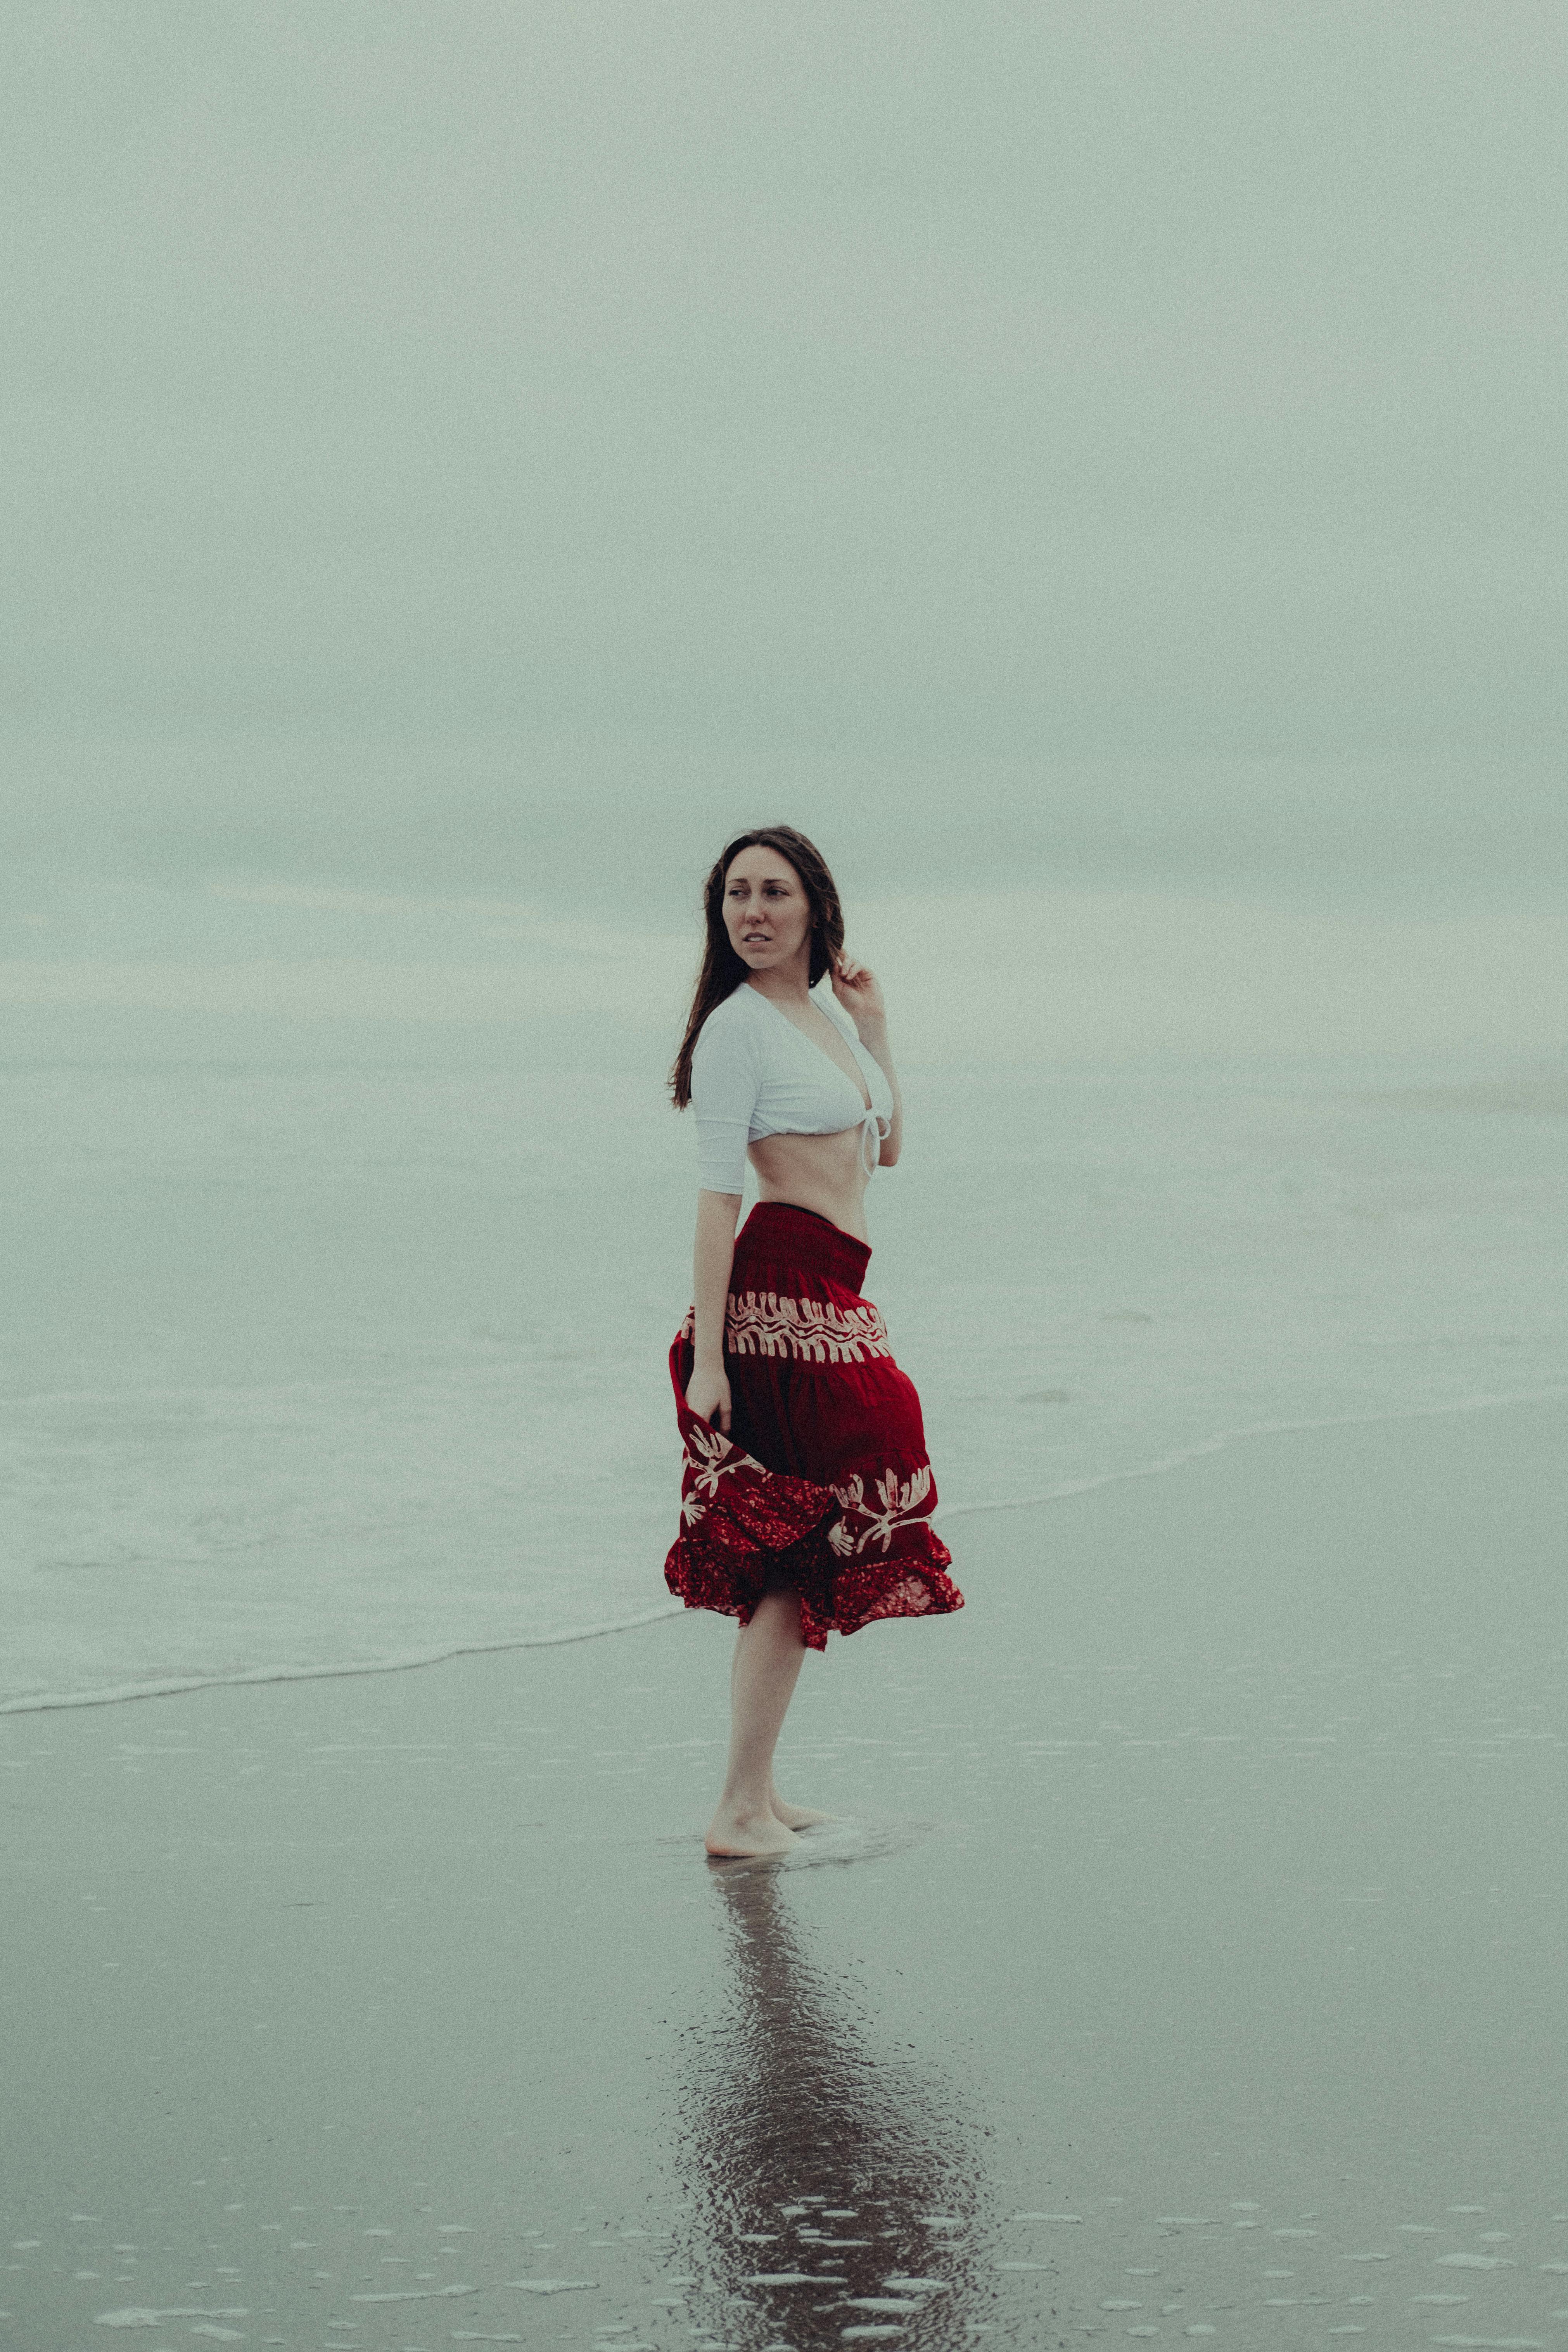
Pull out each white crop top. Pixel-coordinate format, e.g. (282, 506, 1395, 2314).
(691, 981, 895, 1194)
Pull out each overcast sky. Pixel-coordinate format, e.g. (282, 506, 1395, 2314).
(3, 0, 1565, 924)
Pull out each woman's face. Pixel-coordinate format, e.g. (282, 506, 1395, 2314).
(721, 845, 814, 977)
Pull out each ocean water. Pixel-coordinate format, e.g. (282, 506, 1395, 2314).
(3, 1051, 1566, 1712)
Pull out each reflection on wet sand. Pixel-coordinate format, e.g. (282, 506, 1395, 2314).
(671, 1857, 995, 2347)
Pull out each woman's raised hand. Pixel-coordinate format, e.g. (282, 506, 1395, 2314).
(685, 1364, 733, 1434)
(830, 952, 887, 1034)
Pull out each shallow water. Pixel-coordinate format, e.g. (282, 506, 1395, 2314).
(5, 1401, 1565, 2351)
(3, 1051, 1565, 1708)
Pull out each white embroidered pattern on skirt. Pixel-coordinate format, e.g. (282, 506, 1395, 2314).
(724, 1287, 892, 1363)
(828, 1465, 935, 1555)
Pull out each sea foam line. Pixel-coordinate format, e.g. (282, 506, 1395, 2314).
(0, 1602, 686, 1717)
(6, 1381, 1566, 1719)
(930, 1378, 1568, 1527)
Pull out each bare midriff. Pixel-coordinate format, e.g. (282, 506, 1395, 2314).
(748, 1124, 875, 1245)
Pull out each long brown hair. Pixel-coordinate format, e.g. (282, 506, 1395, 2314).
(669, 825, 845, 1109)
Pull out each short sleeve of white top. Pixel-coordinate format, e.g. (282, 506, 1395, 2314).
(690, 981, 895, 1193)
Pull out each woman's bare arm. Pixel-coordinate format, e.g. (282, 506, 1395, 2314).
(854, 1017, 902, 1167)
(831, 956, 902, 1168)
(687, 1186, 742, 1430)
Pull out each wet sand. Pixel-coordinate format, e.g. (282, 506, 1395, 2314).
(4, 1397, 1567, 2352)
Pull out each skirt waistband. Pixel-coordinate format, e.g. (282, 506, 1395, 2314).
(733, 1201, 871, 1294)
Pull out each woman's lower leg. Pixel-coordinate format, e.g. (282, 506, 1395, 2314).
(705, 1590, 808, 1856)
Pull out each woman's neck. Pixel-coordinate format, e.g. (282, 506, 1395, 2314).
(743, 963, 813, 1008)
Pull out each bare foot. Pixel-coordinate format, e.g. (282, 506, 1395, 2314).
(705, 1804, 799, 1859)
(769, 1795, 836, 1830)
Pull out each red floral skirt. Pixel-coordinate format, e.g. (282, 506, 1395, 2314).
(664, 1201, 964, 1651)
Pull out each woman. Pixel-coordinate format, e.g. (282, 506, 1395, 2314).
(666, 825, 963, 1858)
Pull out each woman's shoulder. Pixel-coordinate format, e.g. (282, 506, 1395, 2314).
(696, 983, 764, 1044)
(692, 983, 764, 1077)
